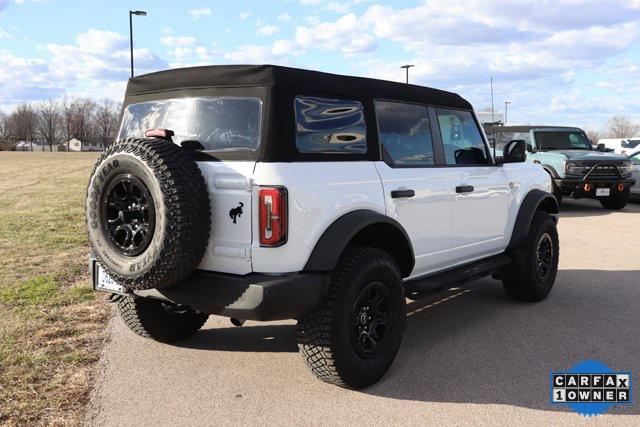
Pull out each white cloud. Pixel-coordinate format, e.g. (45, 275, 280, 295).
(257, 24, 279, 37)
(299, 0, 322, 4)
(160, 36, 196, 47)
(295, 13, 377, 53)
(44, 29, 166, 82)
(325, 1, 350, 13)
(277, 13, 293, 22)
(239, 11, 251, 21)
(189, 7, 212, 20)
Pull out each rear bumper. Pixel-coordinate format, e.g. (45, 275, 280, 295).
(90, 257, 328, 321)
(555, 177, 636, 197)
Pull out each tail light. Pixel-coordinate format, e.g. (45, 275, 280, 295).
(259, 187, 287, 247)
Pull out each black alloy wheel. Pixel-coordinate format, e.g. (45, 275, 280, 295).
(102, 174, 155, 257)
(535, 232, 553, 282)
(350, 281, 392, 358)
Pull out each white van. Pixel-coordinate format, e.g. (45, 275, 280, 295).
(598, 138, 640, 155)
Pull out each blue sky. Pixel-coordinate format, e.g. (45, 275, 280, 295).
(1, 0, 639, 131)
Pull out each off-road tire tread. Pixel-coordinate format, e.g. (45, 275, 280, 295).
(297, 246, 404, 388)
(502, 211, 558, 302)
(87, 138, 210, 290)
(118, 295, 209, 342)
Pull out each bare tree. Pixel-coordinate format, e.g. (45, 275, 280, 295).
(0, 110, 7, 143)
(9, 104, 37, 150)
(72, 98, 97, 150)
(37, 99, 61, 150)
(607, 115, 640, 138)
(61, 97, 75, 151)
(585, 129, 601, 144)
(93, 99, 120, 147)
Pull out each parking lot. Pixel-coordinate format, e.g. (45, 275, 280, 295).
(88, 199, 640, 426)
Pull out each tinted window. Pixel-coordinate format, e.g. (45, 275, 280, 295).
(622, 139, 640, 149)
(631, 152, 640, 165)
(436, 108, 489, 165)
(533, 130, 591, 150)
(375, 101, 434, 166)
(295, 97, 366, 154)
(118, 97, 262, 151)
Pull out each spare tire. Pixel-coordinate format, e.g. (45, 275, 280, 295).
(86, 138, 211, 290)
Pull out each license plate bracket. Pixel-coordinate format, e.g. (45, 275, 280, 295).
(95, 264, 126, 294)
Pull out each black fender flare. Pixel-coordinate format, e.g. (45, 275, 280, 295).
(541, 164, 560, 179)
(506, 189, 559, 250)
(303, 209, 414, 276)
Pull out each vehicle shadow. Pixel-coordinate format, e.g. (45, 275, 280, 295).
(366, 269, 640, 415)
(177, 323, 298, 353)
(559, 198, 640, 218)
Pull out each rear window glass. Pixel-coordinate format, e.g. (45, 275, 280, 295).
(294, 96, 367, 154)
(118, 97, 262, 151)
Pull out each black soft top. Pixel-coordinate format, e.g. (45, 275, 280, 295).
(123, 65, 475, 162)
(126, 64, 471, 110)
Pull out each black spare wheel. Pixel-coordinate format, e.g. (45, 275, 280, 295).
(86, 138, 211, 290)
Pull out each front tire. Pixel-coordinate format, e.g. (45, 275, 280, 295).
(297, 246, 406, 389)
(501, 211, 559, 302)
(118, 295, 209, 343)
(599, 190, 629, 210)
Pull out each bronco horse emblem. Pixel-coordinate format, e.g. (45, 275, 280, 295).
(229, 202, 244, 224)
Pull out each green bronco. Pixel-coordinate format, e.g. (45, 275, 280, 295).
(488, 126, 635, 210)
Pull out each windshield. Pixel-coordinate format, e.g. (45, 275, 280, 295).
(533, 130, 591, 150)
(622, 139, 640, 149)
(118, 97, 262, 151)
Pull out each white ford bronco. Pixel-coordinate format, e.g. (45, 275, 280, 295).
(87, 65, 559, 389)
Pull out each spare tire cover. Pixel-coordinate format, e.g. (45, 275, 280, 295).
(86, 138, 210, 290)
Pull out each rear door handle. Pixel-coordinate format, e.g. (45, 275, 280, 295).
(391, 189, 415, 198)
(456, 185, 474, 193)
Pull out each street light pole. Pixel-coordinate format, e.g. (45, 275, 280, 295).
(129, 10, 147, 78)
(504, 101, 511, 125)
(400, 64, 414, 84)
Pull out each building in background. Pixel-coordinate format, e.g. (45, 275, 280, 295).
(64, 137, 108, 152)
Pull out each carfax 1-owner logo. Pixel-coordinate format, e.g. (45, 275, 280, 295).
(551, 360, 632, 416)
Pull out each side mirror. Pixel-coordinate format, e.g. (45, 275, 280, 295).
(597, 143, 606, 152)
(504, 139, 527, 163)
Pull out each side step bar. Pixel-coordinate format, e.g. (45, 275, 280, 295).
(405, 254, 512, 300)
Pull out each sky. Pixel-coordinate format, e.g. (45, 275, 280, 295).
(0, 0, 639, 131)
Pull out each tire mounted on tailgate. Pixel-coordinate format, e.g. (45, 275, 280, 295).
(86, 138, 211, 290)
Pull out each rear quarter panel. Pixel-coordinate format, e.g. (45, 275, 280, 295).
(251, 162, 385, 273)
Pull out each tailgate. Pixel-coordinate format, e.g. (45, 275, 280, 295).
(197, 161, 254, 275)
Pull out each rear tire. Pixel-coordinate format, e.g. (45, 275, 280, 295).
(599, 190, 629, 210)
(501, 212, 559, 302)
(118, 295, 209, 343)
(297, 246, 406, 389)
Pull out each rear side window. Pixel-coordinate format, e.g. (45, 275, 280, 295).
(375, 101, 435, 166)
(294, 96, 367, 154)
(435, 108, 489, 165)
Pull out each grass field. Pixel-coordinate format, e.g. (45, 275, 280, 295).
(0, 152, 110, 425)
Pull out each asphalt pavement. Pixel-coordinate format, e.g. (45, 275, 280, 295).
(87, 199, 640, 426)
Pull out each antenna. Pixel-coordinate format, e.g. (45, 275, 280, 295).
(491, 76, 496, 159)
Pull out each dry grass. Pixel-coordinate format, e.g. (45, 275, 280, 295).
(0, 152, 110, 426)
